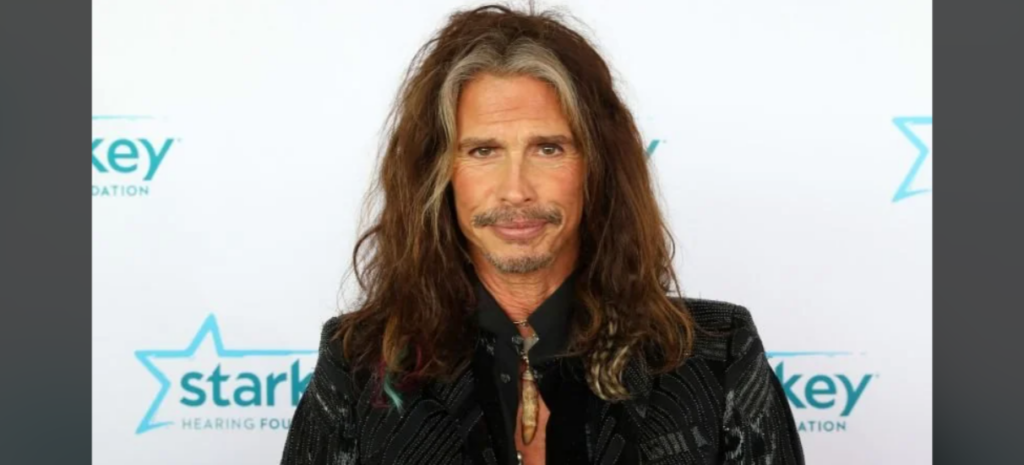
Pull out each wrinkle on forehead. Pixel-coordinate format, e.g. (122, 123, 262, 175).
(456, 74, 571, 139)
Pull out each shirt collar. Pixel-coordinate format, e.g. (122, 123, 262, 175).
(474, 270, 577, 365)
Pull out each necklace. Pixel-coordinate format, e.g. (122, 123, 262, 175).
(514, 321, 541, 448)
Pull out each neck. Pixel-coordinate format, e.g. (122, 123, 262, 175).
(473, 251, 577, 323)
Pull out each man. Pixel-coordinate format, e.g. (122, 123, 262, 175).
(281, 5, 804, 465)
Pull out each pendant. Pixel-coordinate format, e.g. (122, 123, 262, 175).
(520, 333, 540, 445)
(521, 368, 539, 444)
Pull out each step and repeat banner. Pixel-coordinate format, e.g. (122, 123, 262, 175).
(93, 0, 932, 463)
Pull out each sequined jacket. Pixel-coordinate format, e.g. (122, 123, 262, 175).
(280, 298, 805, 464)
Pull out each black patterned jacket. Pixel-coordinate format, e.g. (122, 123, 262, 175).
(280, 298, 805, 465)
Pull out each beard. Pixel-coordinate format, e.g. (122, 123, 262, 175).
(482, 250, 555, 274)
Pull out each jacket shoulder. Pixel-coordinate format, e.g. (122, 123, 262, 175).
(316, 315, 361, 387)
(318, 316, 346, 365)
(669, 299, 805, 463)
(300, 316, 360, 426)
(280, 317, 360, 463)
(669, 297, 762, 363)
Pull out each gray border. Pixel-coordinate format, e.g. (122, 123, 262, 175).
(935, 0, 1024, 463)
(0, 1, 91, 463)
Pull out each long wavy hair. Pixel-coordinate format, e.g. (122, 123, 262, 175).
(336, 3, 698, 407)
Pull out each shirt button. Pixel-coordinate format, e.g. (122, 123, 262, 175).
(500, 373, 511, 383)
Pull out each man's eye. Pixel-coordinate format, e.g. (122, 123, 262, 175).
(539, 144, 564, 156)
(470, 147, 495, 157)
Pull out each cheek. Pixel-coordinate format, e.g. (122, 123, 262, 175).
(451, 168, 485, 224)
(552, 163, 585, 216)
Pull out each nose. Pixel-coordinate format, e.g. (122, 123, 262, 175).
(495, 155, 537, 206)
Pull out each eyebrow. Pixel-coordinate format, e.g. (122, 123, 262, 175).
(456, 134, 576, 151)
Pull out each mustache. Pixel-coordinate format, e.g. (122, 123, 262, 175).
(471, 206, 563, 228)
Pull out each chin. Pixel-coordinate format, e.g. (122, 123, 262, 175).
(486, 253, 555, 274)
(478, 242, 553, 271)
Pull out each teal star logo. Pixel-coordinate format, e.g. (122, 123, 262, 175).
(645, 139, 662, 158)
(892, 116, 933, 202)
(134, 314, 316, 434)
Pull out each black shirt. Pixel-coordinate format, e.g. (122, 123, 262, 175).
(474, 271, 577, 445)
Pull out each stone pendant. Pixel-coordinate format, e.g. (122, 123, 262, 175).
(521, 368, 538, 445)
(520, 333, 540, 445)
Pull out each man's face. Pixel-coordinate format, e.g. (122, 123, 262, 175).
(452, 73, 585, 275)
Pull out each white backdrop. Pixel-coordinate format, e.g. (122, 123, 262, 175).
(92, 0, 932, 463)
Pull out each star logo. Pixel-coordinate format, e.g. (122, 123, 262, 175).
(134, 314, 316, 434)
(645, 139, 662, 158)
(892, 116, 933, 203)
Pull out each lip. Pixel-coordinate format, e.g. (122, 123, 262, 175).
(490, 220, 547, 241)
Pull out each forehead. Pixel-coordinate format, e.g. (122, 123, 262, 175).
(456, 73, 571, 134)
